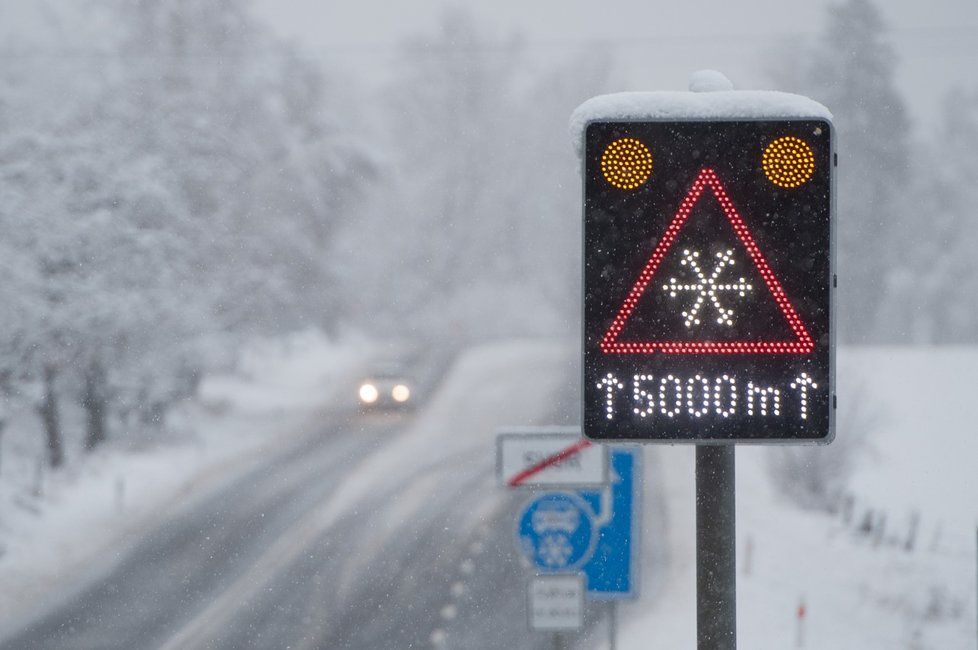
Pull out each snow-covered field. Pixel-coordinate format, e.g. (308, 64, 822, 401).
(621, 346, 978, 649)
(0, 330, 369, 632)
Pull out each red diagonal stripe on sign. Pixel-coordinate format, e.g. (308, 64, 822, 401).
(507, 439, 594, 487)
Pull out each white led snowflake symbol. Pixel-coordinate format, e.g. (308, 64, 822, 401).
(662, 249, 753, 328)
(538, 533, 574, 568)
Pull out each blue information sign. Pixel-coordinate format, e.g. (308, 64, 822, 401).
(515, 448, 639, 599)
(579, 448, 639, 599)
(517, 492, 597, 571)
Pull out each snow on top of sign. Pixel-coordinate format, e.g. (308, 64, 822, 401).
(687, 69, 735, 93)
(569, 90, 832, 155)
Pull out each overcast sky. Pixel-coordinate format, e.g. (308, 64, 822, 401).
(253, 0, 978, 128)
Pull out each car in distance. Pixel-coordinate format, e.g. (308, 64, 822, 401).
(357, 367, 414, 410)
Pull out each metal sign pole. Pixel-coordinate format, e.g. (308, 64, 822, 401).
(608, 601, 618, 650)
(696, 445, 736, 649)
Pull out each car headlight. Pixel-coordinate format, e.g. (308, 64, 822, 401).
(391, 384, 411, 403)
(359, 383, 379, 404)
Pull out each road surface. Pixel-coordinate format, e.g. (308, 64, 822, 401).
(2, 348, 626, 649)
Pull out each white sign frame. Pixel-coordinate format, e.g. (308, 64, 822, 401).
(527, 574, 585, 632)
(496, 427, 607, 488)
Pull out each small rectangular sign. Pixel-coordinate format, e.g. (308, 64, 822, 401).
(527, 574, 584, 632)
(514, 448, 640, 601)
(497, 428, 606, 487)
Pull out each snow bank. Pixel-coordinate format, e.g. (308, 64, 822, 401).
(620, 346, 978, 649)
(200, 330, 367, 414)
(570, 90, 832, 155)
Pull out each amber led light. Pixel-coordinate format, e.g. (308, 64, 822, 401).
(600, 137, 653, 190)
(762, 136, 815, 188)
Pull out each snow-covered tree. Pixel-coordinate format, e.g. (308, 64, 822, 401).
(878, 87, 978, 342)
(340, 9, 612, 343)
(0, 0, 373, 465)
(771, 0, 912, 343)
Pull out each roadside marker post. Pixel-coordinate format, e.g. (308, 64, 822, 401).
(573, 71, 835, 649)
(796, 597, 806, 648)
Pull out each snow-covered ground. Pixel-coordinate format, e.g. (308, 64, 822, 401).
(0, 330, 370, 632)
(2, 340, 974, 648)
(621, 346, 978, 649)
(0, 335, 577, 647)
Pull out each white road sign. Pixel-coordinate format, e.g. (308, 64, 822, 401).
(496, 428, 606, 488)
(528, 574, 585, 632)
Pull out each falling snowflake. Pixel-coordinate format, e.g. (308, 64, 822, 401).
(662, 249, 753, 328)
(537, 533, 574, 568)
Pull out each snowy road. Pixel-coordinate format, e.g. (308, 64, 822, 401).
(1, 408, 390, 649)
(1, 341, 623, 649)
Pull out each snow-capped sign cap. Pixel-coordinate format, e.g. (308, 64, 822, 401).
(569, 89, 831, 157)
(688, 69, 734, 93)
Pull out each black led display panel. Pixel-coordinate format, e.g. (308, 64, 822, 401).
(582, 120, 835, 443)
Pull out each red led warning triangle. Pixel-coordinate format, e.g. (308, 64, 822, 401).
(601, 167, 815, 355)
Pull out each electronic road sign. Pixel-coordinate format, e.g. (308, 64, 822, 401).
(583, 119, 834, 442)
